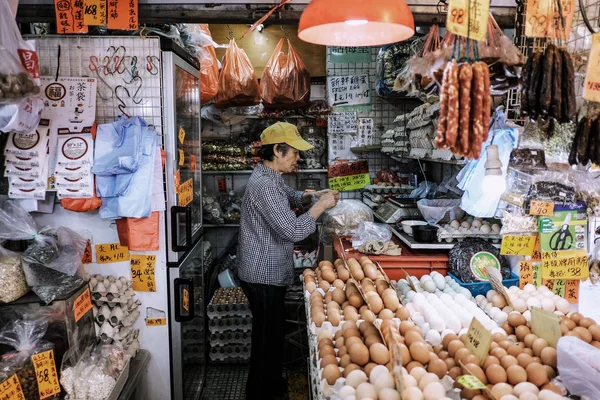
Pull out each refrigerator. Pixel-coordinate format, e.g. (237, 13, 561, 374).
(161, 39, 206, 400)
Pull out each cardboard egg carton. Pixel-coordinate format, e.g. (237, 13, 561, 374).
(207, 287, 251, 319)
(208, 316, 252, 334)
(208, 330, 252, 347)
(209, 344, 250, 363)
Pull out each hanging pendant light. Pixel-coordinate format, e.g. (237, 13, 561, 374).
(298, 0, 415, 47)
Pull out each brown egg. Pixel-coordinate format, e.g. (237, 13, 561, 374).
(320, 354, 338, 368)
(449, 366, 462, 380)
(498, 340, 513, 350)
(444, 357, 456, 370)
(378, 308, 395, 320)
(321, 269, 336, 284)
(365, 335, 383, 349)
(334, 330, 344, 340)
(349, 343, 370, 366)
(438, 350, 449, 360)
(490, 342, 499, 350)
(319, 345, 336, 357)
(483, 355, 500, 370)
(399, 321, 416, 335)
(370, 343, 390, 365)
(319, 338, 334, 349)
(508, 313, 527, 327)
(589, 325, 600, 342)
(532, 356, 541, 364)
(332, 279, 345, 290)
(526, 362, 548, 387)
(338, 346, 347, 358)
(344, 326, 360, 338)
(459, 333, 467, 342)
(455, 347, 472, 364)
(319, 280, 331, 292)
(334, 337, 345, 350)
(428, 358, 448, 378)
(565, 330, 581, 339)
(345, 336, 363, 350)
(405, 330, 424, 347)
(486, 364, 507, 384)
(544, 365, 556, 380)
(492, 333, 506, 343)
(406, 361, 424, 373)
(541, 382, 562, 394)
(507, 343, 525, 357)
(322, 364, 341, 385)
(570, 312, 583, 325)
(523, 333, 539, 349)
(464, 363, 487, 384)
(361, 310, 376, 322)
(337, 267, 350, 282)
(345, 308, 359, 322)
(523, 348, 533, 357)
(410, 342, 430, 364)
(364, 362, 377, 377)
(563, 318, 577, 330)
(574, 326, 593, 343)
(448, 340, 465, 357)
(442, 333, 460, 348)
(516, 325, 531, 342)
(343, 363, 361, 377)
(560, 323, 570, 335)
(540, 347, 557, 368)
(339, 354, 351, 368)
(395, 307, 410, 321)
(464, 354, 481, 366)
(490, 383, 514, 399)
(399, 343, 411, 366)
(312, 312, 325, 327)
(490, 347, 508, 360)
(461, 388, 481, 399)
(331, 288, 346, 305)
(517, 352, 534, 369)
(500, 355, 518, 369)
(532, 338, 548, 357)
(580, 317, 596, 328)
(592, 341, 600, 350)
(502, 322, 514, 335)
(506, 365, 527, 385)
(348, 292, 363, 308)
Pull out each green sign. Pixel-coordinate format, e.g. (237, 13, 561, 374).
(469, 252, 501, 281)
(329, 46, 372, 63)
(328, 173, 370, 192)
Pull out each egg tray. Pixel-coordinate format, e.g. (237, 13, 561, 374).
(208, 316, 252, 334)
(209, 331, 252, 347)
(183, 343, 205, 356)
(209, 344, 251, 362)
(209, 287, 248, 303)
(182, 328, 205, 344)
(207, 307, 252, 320)
(436, 229, 502, 244)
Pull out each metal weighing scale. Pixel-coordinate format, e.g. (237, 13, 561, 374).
(374, 199, 422, 224)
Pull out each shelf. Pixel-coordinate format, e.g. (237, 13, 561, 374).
(202, 169, 328, 175)
(392, 228, 501, 250)
(390, 155, 467, 165)
(350, 145, 383, 153)
(377, 94, 424, 106)
(203, 224, 240, 228)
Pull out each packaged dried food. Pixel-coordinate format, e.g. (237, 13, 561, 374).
(448, 238, 511, 283)
(0, 245, 28, 303)
(321, 200, 373, 244)
(215, 39, 260, 108)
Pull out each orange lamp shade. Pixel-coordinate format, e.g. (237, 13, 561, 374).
(298, 0, 415, 47)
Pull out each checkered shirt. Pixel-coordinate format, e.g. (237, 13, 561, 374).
(236, 163, 316, 286)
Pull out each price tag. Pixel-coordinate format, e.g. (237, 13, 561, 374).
(584, 33, 600, 103)
(174, 169, 180, 193)
(0, 374, 24, 400)
(31, 350, 60, 399)
(530, 200, 554, 216)
(183, 288, 190, 312)
(541, 249, 589, 280)
(465, 317, 493, 366)
(73, 288, 93, 322)
(542, 279, 555, 291)
(145, 317, 166, 326)
(530, 306, 561, 347)
(501, 235, 537, 256)
(565, 279, 579, 303)
(95, 243, 130, 264)
(54, 0, 88, 34)
(532, 263, 543, 287)
(531, 236, 542, 261)
(485, 266, 514, 308)
(82, 239, 92, 264)
(552, 279, 566, 297)
(178, 149, 185, 166)
(130, 255, 156, 292)
(457, 374, 487, 390)
(178, 126, 186, 144)
(519, 260, 533, 289)
(525, 0, 575, 39)
(178, 178, 193, 207)
(190, 155, 197, 172)
(328, 173, 370, 192)
(107, 0, 138, 30)
(83, 0, 107, 26)
(446, 0, 490, 41)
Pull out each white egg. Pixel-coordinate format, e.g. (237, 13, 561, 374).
(502, 306, 513, 314)
(356, 382, 378, 400)
(480, 224, 492, 234)
(433, 274, 446, 290)
(538, 389, 564, 400)
(423, 382, 445, 400)
(343, 397, 356, 400)
(523, 284, 536, 293)
(494, 312, 508, 325)
(403, 374, 418, 388)
(526, 297, 541, 310)
(450, 220, 460, 229)
(402, 387, 424, 400)
(369, 365, 389, 383)
(423, 280, 437, 293)
(346, 370, 369, 388)
(374, 372, 395, 392)
(472, 219, 483, 228)
(487, 290, 498, 301)
(541, 297, 555, 312)
(492, 224, 501, 233)
(523, 310, 531, 323)
(379, 388, 401, 400)
(555, 298, 570, 314)
(491, 327, 508, 337)
(537, 285, 550, 293)
(513, 382, 539, 396)
(512, 298, 528, 313)
(425, 330, 442, 346)
(461, 221, 471, 229)
(484, 303, 493, 312)
(339, 386, 356, 398)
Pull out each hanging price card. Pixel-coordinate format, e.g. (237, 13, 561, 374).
(584, 34, 600, 103)
(130, 255, 156, 292)
(107, 0, 138, 30)
(525, 0, 575, 39)
(31, 350, 60, 400)
(465, 317, 492, 366)
(82, 239, 92, 264)
(552, 279, 566, 296)
(54, 0, 88, 34)
(541, 249, 589, 279)
(446, 0, 490, 41)
(565, 279, 579, 303)
(95, 243, 130, 263)
(519, 260, 533, 289)
(190, 155, 197, 172)
(457, 375, 487, 390)
(178, 126, 186, 144)
(530, 200, 555, 216)
(391, 342, 404, 394)
(501, 235, 537, 256)
(542, 278, 555, 291)
(0, 374, 24, 400)
(178, 178, 193, 207)
(178, 149, 185, 166)
(83, 0, 107, 26)
(532, 262, 543, 287)
(73, 288, 93, 322)
(145, 318, 167, 326)
(530, 306, 561, 347)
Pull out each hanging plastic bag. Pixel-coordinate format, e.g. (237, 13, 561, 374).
(557, 336, 600, 399)
(191, 24, 220, 104)
(260, 39, 310, 109)
(351, 221, 392, 248)
(0, 200, 52, 242)
(60, 178, 102, 212)
(215, 39, 260, 109)
(0, 244, 28, 303)
(116, 211, 159, 251)
(321, 200, 374, 244)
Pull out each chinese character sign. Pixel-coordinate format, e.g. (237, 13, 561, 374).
(54, 0, 88, 34)
(130, 255, 156, 292)
(31, 350, 60, 399)
(328, 112, 358, 134)
(584, 34, 600, 103)
(83, 0, 107, 25)
(107, 0, 138, 30)
(329, 46, 371, 63)
(446, 0, 490, 41)
(327, 74, 371, 107)
(95, 243, 130, 263)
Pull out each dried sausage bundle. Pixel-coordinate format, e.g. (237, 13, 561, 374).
(569, 116, 600, 166)
(434, 60, 492, 160)
(520, 44, 576, 122)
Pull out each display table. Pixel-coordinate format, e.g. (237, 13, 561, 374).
(332, 235, 449, 279)
(118, 350, 151, 400)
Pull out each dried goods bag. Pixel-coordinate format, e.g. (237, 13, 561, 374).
(260, 39, 310, 109)
(191, 24, 220, 104)
(0, 245, 28, 303)
(321, 200, 374, 244)
(215, 39, 260, 108)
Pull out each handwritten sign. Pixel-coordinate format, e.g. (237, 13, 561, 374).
(0, 374, 24, 400)
(178, 149, 185, 166)
(501, 235, 537, 256)
(183, 288, 190, 312)
(330, 46, 371, 64)
(530, 200, 554, 216)
(530, 306, 561, 347)
(328, 174, 371, 192)
(551, 278, 566, 296)
(31, 350, 60, 400)
(54, 0, 88, 34)
(107, 0, 138, 30)
(73, 288, 93, 322)
(178, 178, 193, 207)
(178, 126, 186, 144)
(82, 240, 92, 264)
(525, 0, 575, 39)
(565, 279, 579, 303)
(327, 74, 370, 107)
(328, 131, 356, 160)
(532, 262, 543, 287)
(584, 34, 600, 103)
(542, 278, 555, 292)
(465, 317, 492, 366)
(328, 160, 369, 178)
(328, 112, 358, 134)
(95, 243, 130, 263)
(190, 155, 197, 172)
(145, 318, 167, 326)
(457, 375, 487, 390)
(446, 0, 490, 41)
(83, 0, 107, 26)
(519, 260, 533, 289)
(356, 118, 374, 147)
(541, 249, 589, 279)
(130, 254, 156, 292)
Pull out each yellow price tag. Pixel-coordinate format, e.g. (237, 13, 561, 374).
(0, 374, 25, 400)
(328, 173, 370, 192)
(501, 235, 537, 256)
(31, 350, 60, 400)
(541, 249, 589, 280)
(73, 288, 93, 322)
(465, 317, 492, 366)
(525, 0, 575, 39)
(95, 243, 130, 264)
(178, 178, 193, 207)
(530, 200, 554, 216)
(457, 375, 487, 390)
(145, 317, 166, 326)
(130, 255, 157, 292)
(584, 34, 600, 103)
(83, 0, 107, 26)
(519, 260, 533, 289)
(178, 126, 186, 144)
(178, 149, 185, 166)
(530, 306, 561, 347)
(446, 0, 490, 41)
(532, 262, 543, 287)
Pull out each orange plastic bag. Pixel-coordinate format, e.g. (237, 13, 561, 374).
(60, 189, 102, 212)
(260, 39, 311, 109)
(215, 39, 260, 109)
(116, 211, 160, 251)
(194, 24, 219, 104)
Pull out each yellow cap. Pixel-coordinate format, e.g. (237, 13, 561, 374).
(260, 122, 313, 151)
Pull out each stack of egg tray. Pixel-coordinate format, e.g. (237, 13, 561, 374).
(207, 288, 252, 363)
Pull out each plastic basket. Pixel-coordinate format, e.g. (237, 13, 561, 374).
(448, 271, 520, 297)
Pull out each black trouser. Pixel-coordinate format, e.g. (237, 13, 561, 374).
(239, 280, 287, 400)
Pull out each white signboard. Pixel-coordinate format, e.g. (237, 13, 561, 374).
(40, 77, 97, 133)
(327, 74, 371, 107)
(356, 118, 374, 146)
(328, 132, 357, 161)
(328, 112, 357, 134)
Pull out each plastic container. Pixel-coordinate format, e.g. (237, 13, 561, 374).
(400, 220, 428, 236)
(448, 271, 520, 297)
(412, 225, 438, 243)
